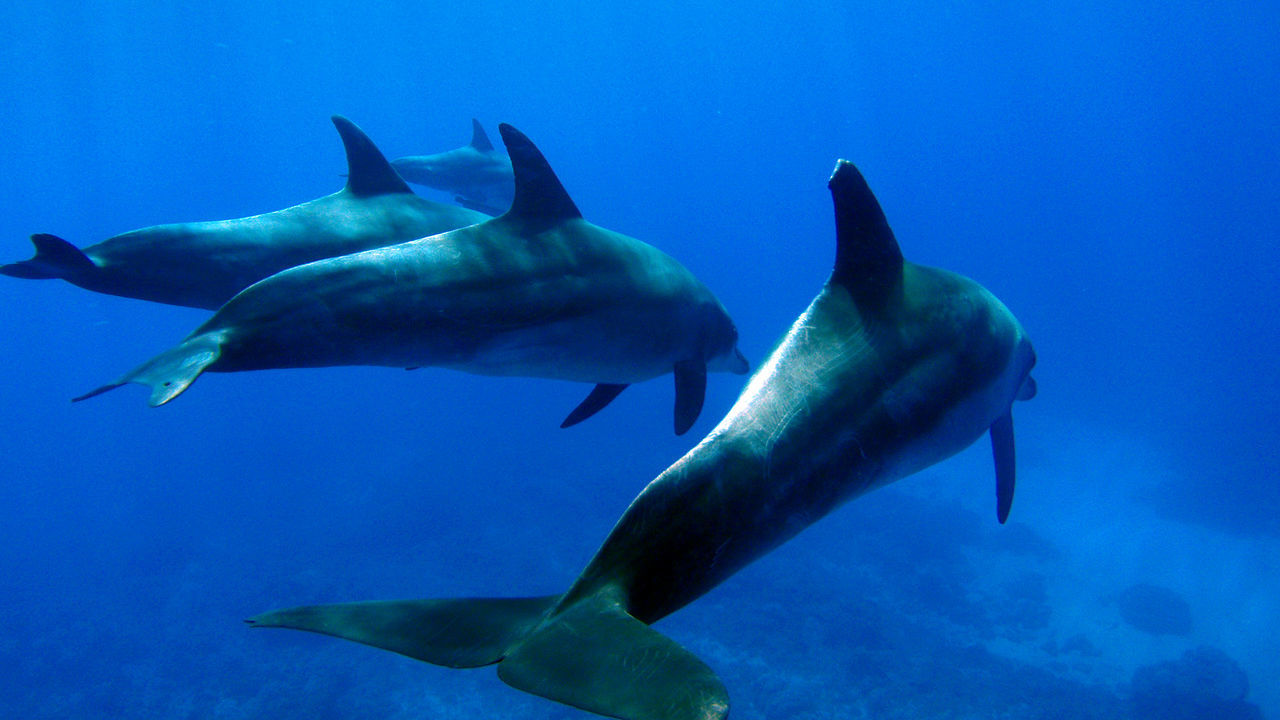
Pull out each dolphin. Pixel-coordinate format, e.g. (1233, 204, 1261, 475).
(391, 119, 515, 215)
(76, 124, 748, 434)
(245, 160, 1038, 719)
(0, 117, 486, 310)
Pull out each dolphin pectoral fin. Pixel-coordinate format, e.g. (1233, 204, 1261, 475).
(561, 383, 630, 428)
(990, 409, 1017, 524)
(73, 334, 222, 406)
(498, 599, 729, 720)
(247, 595, 559, 669)
(673, 360, 707, 436)
(1, 234, 96, 280)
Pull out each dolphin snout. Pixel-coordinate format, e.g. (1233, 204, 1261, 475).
(1016, 339, 1037, 401)
(1018, 375, 1037, 401)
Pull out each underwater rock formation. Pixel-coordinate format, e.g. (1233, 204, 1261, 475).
(1112, 582, 1193, 636)
(1130, 645, 1261, 720)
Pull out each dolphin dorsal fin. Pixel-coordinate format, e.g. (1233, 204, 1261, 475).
(469, 119, 495, 152)
(331, 116, 413, 197)
(827, 160, 903, 306)
(498, 124, 582, 227)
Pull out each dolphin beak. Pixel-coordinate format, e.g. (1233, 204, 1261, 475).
(731, 348, 750, 375)
(1017, 375, 1037, 401)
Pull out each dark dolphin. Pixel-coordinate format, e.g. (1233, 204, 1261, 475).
(77, 124, 748, 434)
(1, 117, 486, 309)
(391, 119, 515, 215)
(245, 160, 1037, 719)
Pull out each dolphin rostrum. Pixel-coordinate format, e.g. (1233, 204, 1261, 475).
(76, 124, 748, 434)
(0, 117, 486, 310)
(391, 119, 515, 215)
(245, 160, 1038, 719)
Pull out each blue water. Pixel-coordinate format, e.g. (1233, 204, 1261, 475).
(2, 3, 1277, 718)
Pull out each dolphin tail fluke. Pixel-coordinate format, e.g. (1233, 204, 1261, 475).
(247, 596, 559, 668)
(673, 359, 707, 435)
(72, 333, 223, 406)
(1, 234, 96, 280)
(249, 594, 728, 720)
(991, 409, 1016, 523)
(561, 383, 629, 428)
(498, 597, 729, 720)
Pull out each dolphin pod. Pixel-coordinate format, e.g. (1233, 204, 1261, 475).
(247, 160, 1037, 720)
(0, 117, 486, 310)
(391, 118, 515, 215)
(74, 124, 749, 435)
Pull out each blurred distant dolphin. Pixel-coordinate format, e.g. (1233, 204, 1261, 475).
(246, 160, 1037, 720)
(391, 119, 514, 215)
(76, 124, 748, 434)
(0, 117, 486, 309)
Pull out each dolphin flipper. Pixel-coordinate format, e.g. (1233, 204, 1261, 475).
(561, 383, 630, 428)
(247, 596, 558, 668)
(498, 598, 728, 720)
(673, 360, 707, 436)
(1, 234, 96, 280)
(73, 333, 222, 406)
(990, 409, 1016, 523)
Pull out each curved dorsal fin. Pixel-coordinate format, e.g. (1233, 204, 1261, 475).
(826, 160, 903, 305)
(332, 115, 413, 197)
(469, 119, 495, 152)
(498, 124, 582, 225)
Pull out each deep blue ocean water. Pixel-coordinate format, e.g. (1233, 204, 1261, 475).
(1, 3, 1276, 718)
